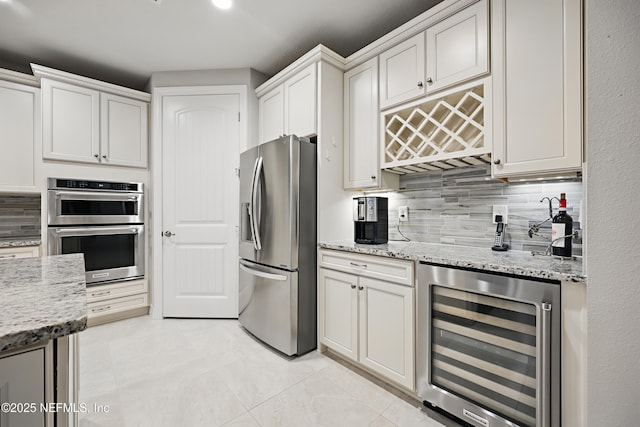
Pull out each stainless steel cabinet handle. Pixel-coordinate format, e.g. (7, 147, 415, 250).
(91, 290, 111, 297)
(493, 159, 501, 165)
(350, 262, 368, 269)
(426, 77, 433, 84)
(417, 81, 424, 88)
(163, 231, 175, 237)
(91, 306, 111, 313)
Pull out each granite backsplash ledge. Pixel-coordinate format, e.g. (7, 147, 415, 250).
(0, 194, 41, 241)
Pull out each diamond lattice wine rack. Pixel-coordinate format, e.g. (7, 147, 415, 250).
(382, 78, 491, 174)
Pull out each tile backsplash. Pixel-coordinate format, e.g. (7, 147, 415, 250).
(379, 165, 583, 256)
(0, 195, 41, 241)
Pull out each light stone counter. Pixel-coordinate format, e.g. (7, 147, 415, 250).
(0, 254, 87, 353)
(0, 238, 42, 248)
(319, 241, 585, 284)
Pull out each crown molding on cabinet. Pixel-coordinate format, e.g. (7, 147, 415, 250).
(255, 44, 345, 97)
(344, 0, 481, 71)
(0, 68, 39, 87)
(31, 64, 151, 102)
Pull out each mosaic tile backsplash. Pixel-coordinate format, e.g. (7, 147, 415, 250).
(0, 195, 41, 241)
(378, 166, 583, 256)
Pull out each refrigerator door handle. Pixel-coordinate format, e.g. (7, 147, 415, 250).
(250, 156, 263, 251)
(239, 260, 287, 281)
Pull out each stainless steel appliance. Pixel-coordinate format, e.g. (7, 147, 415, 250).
(238, 135, 316, 356)
(353, 196, 388, 244)
(417, 263, 560, 427)
(47, 178, 145, 286)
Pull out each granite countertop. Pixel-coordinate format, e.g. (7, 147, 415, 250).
(0, 254, 87, 353)
(319, 241, 586, 284)
(0, 238, 42, 248)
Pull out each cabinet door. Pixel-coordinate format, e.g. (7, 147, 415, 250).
(100, 93, 148, 168)
(344, 58, 380, 189)
(284, 63, 316, 138)
(0, 81, 39, 192)
(318, 268, 358, 362)
(379, 32, 426, 109)
(42, 79, 100, 164)
(0, 348, 46, 427)
(258, 84, 284, 143)
(359, 277, 414, 390)
(492, 0, 582, 178)
(426, 0, 488, 92)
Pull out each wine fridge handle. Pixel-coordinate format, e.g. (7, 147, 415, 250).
(539, 302, 552, 427)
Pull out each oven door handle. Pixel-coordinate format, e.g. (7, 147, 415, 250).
(539, 301, 553, 427)
(52, 226, 142, 236)
(53, 190, 141, 201)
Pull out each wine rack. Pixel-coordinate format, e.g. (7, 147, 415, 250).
(382, 78, 491, 174)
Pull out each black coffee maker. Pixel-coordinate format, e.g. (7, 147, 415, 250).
(353, 197, 388, 244)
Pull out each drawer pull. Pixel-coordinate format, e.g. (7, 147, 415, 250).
(350, 262, 368, 269)
(0, 254, 17, 259)
(91, 306, 111, 313)
(91, 290, 111, 297)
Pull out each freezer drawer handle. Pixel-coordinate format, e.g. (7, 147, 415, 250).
(239, 261, 287, 281)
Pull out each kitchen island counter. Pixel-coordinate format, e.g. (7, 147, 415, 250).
(319, 241, 585, 284)
(0, 253, 87, 353)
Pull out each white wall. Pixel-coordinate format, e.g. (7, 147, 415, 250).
(586, 1, 640, 424)
(147, 68, 268, 148)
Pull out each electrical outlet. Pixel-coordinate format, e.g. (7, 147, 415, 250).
(492, 205, 508, 224)
(398, 206, 409, 222)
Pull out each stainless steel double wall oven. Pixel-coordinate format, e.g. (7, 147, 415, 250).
(47, 178, 145, 286)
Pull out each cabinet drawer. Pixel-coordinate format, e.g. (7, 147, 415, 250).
(0, 246, 40, 259)
(318, 249, 414, 286)
(86, 279, 147, 303)
(87, 293, 148, 317)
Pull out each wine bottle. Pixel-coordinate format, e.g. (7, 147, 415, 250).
(551, 193, 573, 257)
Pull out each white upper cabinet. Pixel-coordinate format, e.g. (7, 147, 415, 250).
(426, 0, 489, 92)
(0, 79, 40, 192)
(379, 33, 426, 109)
(42, 79, 100, 164)
(100, 93, 148, 168)
(284, 63, 317, 138)
(258, 84, 284, 143)
(35, 65, 150, 168)
(258, 63, 317, 143)
(491, 0, 582, 178)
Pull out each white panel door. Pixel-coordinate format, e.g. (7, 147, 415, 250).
(426, 0, 488, 92)
(258, 84, 284, 143)
(100, 93, 148, 168)
(0, 81, 39, 191)
(42, 79, 100, 163)
(359, 276, 414, 390)
(162, 92, 240, 318)
(318, 268, 358, 362)
(0, 348, 46, 427)
(379, 32, 426, 109)
(284, 63, 316, 137)
(344, 57, 380, 189)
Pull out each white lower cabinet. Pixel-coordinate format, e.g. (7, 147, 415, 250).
(318, 250, 415, 390)
(86, 279, 149, 326)
(0, 246, 40, 260)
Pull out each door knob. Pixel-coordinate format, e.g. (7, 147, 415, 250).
(163, 231, 175, 237)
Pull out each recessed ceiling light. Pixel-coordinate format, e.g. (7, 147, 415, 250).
(212, 0, 232, 10)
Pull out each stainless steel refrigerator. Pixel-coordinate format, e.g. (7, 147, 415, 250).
(238, 135, 317, 356)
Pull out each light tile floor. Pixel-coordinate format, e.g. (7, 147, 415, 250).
(78, 316, 457, 427)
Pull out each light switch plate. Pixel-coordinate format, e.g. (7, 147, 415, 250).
(398, 206, 409, 222)
(492, 205, 508, 224)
